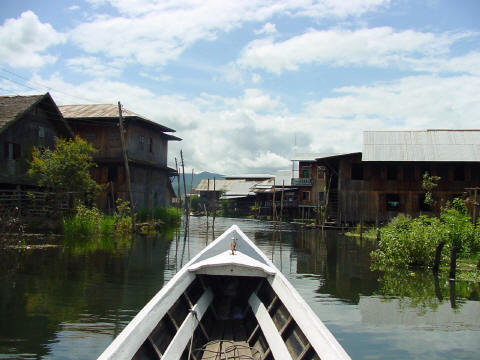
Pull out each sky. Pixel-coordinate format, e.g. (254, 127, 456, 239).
(1, 0, 479, 175)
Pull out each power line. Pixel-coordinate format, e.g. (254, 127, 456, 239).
(0, 67, 105, 104)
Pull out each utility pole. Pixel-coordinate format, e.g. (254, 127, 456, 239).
(118, 101, 135, 231)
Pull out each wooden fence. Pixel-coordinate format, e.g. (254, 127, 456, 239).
(0, 190, 72, 218)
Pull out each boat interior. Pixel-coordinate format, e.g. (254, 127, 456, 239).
(132, 274, 320, 360)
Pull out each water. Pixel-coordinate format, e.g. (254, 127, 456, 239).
(0, 217, 479, 359)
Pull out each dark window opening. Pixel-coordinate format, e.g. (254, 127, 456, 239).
(351, 163, 363, 180)
(302, 191, 310, 201)
(318, 192, 325, 204)
(4, 142, 21, 160)
(403, 166, 414, 181)
(387, 166, 397, 180)
(454, 166, 465, 181)
(107, 166, 118, 182)
(148, 137, 153, 153)
(139, 135, 145, 151)
(386, 194, 400, 211)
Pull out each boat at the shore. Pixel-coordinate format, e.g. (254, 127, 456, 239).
(98, 225, 351, 360)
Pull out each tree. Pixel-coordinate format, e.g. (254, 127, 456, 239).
(28, 136, 100, 203)
(422, 171, 441, 208)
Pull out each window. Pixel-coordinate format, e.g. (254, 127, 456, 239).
(403, 166, 414, 181)
(387, 166, 397, 180)
(454, 166, 465, 181)
(148, 137, 153, 153)
(351, 163, 363, 180)
(139, 135, 145, 151)
(302, 191, 310, 201)
(386, 194, 400, 211)
(107, 166, 118, 182)
(317, 166, 326, 179)
(38, 126, 45, 138)
(318, 192, 325, 204)
(4, 142, 21, 160)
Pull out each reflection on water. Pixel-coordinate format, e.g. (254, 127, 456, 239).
(0, 217, 479, 359)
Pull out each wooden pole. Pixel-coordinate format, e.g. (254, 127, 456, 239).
(212, 177, 216, 240)
(272, 178, 276, 223)
(473, 188, 478, 226)
(433, 241, 445, 274)
(175, 158, 181, 214)
(118, 101, 135, 231)
(280, 180, 285, 224)
(449, 246, 457, 279)
(180, 150, 188, 221)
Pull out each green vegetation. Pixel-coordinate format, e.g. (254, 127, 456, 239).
(189, 194, 201, 212)
(370, 199, 480, 275)
(422, 171, 441, 207)
(28, 136, 101, 204)
(63, 200, 132, 240)
(135, 205, 181, 227)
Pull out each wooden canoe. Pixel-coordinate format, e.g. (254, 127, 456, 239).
(98, 225, 351, 360)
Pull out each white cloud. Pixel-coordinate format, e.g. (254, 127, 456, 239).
(68, 5, 81, 11)
(17, 71, 480, 174)
(66, 56, 123, 77)
(70, 0, 391, 66)
(255, 22, 277, 35)
(237, 27, 476, 74)
(0, 11, 66, 68)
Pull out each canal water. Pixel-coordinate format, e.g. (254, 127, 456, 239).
(0, 217, 479, 359)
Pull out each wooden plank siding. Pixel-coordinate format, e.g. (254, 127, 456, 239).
(328, 153, 480, 224)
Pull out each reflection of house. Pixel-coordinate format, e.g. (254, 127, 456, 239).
(0, 93, 73, 188)
(59, 104, 180, 211)
(317, 130, 480, 224)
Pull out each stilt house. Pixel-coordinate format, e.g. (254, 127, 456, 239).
(59, 104, 180, 212)
(317, 130, 480, 224)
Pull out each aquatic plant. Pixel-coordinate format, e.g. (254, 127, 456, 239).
(371, 198, 479, 271)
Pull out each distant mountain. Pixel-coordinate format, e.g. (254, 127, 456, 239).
(174, 171, 224, 197)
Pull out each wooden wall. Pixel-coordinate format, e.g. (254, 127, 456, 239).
(336, 154, 480, 223)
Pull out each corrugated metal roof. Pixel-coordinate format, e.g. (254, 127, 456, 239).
(291, 153, 328, 161)
(224, 174, 274, 180)
(363, 130, 480, 162)
(59, 104, 176, 133)
(195, 179, 259, 196)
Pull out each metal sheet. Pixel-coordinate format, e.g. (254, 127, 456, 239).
(363, 130, 480, 162)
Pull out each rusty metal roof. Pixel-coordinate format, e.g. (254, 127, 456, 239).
(59, 104, 176, 133)
(363, 130, 480, 162)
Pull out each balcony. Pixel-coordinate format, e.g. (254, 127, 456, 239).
(291, 178, 313, 186)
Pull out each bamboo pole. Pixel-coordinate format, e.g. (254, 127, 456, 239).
(175, 158, 181, 214)
(212, 177, 216, 241)
(272, 178, 276, 223)
(280, 180, 285, 225)
(118, 101, 135, 231)
(180, 150, 188, 223)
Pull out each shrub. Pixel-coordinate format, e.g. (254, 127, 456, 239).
(371, 214, 444, 271)
(371, 198, 480, 271)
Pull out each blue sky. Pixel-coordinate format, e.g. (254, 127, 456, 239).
(1, 0, 479, 174)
